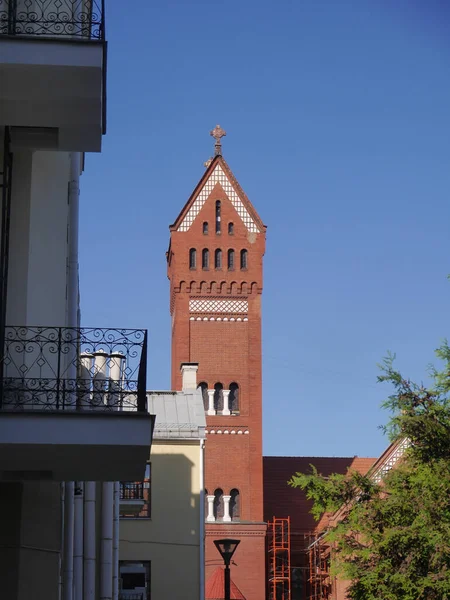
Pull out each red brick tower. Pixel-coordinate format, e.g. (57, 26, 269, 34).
(167, 127, 267, 600)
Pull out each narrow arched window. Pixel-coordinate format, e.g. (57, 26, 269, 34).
(227, 249, 235, 270)
(215, 249, 222, 269)
(189, 248, 196, 270)
(214, 383, 223, 412)
(214, 488, 224, 520)
(229, 382, 239, 413)
(203, 222, 209, 235)
(198, 382, 208, 411)
(228, 222, 234, 235)
(215, 200, 221, 234)
(202, 249, 209, 270)
(240, 249, 248, 270)
(230, 489, 240, 521)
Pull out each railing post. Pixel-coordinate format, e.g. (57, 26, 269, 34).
(137, 331, 147, 412)
(8, 0, 17, 35)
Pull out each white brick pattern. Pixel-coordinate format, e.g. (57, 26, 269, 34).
(371, 438, 410, 484)
(189, 299, 248, 314)
(178, 165, 259, 233)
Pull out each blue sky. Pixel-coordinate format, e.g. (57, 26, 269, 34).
(79, 0, 450, 458)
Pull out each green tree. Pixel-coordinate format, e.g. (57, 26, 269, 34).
(289, 343, 450, 600)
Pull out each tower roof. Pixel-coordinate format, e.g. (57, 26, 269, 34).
(170, 154, 266, 234)
(205, 567, 246, 600)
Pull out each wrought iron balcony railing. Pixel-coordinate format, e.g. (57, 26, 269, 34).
(120, 482, 145, 501)
(0, 326, 148, 412)
(0, 0, 105, 39)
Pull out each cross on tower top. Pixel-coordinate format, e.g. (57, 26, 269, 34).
(210, 124, 227, 156)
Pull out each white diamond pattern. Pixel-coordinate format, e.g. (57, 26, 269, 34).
(189, 299, 248, 314)
(371, 438, 410, 484)
(178, 165, 259, 233)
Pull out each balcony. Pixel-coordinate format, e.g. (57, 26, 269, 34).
(119, 481, 149, 518)
(0, 326, 154, 481)
(0, 0, 106, 152)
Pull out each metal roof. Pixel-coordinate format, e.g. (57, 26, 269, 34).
(147, 390, 206, 440)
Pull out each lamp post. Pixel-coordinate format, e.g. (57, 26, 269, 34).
(213, 539, 240, 600)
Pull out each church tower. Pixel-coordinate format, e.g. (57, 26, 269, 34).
(167, 127, 267, 600)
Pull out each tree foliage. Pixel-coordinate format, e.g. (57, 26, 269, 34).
(289, 343, 450, 600)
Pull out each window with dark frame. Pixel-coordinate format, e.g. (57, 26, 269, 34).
(215, 249, 222, 269)
(119, 561, 151, 600)
(203, 221, 208, 235)
(228, 222, 234, 235)
(189, 248, 196, 270)
(227, 249, 235, 270)
(240, 249, 248, 270)
(215, 200, 221, 234)
(202, 248, 209, 270)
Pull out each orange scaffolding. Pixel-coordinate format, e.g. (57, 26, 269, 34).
(305, 533, 331, 600)
(267, 517, 291, 600)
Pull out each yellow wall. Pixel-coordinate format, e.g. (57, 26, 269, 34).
(120, 440, 203, 600)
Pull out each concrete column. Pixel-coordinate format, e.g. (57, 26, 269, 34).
(223, 495, 231, 522)
(207, 390, 215, 415)
(206, 495, 215, 522)
(180, 362, 199, 391)
(100, 482, 113, 600)
(222, 390, 231, 416)
(83, 482, 96, 600)
(73, 483, 84, 600)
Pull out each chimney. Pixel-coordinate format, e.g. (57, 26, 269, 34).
(180, 362, 199, 391)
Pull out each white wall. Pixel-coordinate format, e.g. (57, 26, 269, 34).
(6, 150, 71, 326)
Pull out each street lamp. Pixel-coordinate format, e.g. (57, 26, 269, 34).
(214, 539, 240, 600)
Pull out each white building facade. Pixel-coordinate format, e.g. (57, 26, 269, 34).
(0, 3, 154, 599)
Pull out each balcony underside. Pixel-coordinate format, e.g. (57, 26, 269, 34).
(0, 411, 154, 481)
(0, 37, 104, 151)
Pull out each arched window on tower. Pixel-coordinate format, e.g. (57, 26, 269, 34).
(203, 221, 209, 235)
(189, 248, 196, 270)
(202, 249, 209, 270)
(215, 249, 222, 269)
(230, 489, 240, 521)
(198, 382, 208, 411)
(215, 200, 221, 234)
(240, 249, 248, 270)
(214, 488, 224, 520)
(229, 382, 239, 413)
(227, 249, 235, 270)
(204, 489, 209, 518)
(228, 222, 234, 235)
(214, 383, 223, 412)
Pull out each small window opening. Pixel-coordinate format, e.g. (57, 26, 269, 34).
(214, 488, 224, 520)
(215, 249, 222, 269)
(227, 249, 235, 270)
(230, 489, 240, 520)
(189, 248, 196, 270)
(214, 383, 223, 412)
(240, 249, 248, 270)
(198, 382, 208, 411)
(228, 222, 234, 235)
(215, 200, 221, 234)
(229, 382, 239, 413)
(203, 222, 209, 235)
(202, 249, 209, 270)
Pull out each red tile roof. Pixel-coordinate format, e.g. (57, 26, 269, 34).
(263, 456, 376, 550)
(205, 567, 246, 600)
